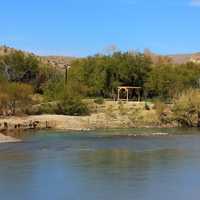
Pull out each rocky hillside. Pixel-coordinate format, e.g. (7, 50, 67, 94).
(41, 56, 75, 70)
(169, 53, 200, 64)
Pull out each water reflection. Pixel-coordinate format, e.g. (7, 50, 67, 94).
(0, 130, 200, 200)
(78, 148, 188, 169)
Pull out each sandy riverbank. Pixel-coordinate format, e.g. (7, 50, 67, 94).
(0, 102, 175, 135)
(0, 133, 21, 143)
(0, 113, 173, 132)
(0, 108, 174, 143)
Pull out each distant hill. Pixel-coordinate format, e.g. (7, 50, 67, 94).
(0, 45, 77, 70)
(41, 56, 76, 70)
(1, 45, 200, 66)
(169, 53, 200, 64)
(146, 51, 200, 64)
(0, 45, 35, 56)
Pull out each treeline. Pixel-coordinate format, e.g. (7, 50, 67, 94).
(69, 52, 152, 98)
(1, 49, 200, 120)
(69, 52, 200, 100)
(0, 50, 62, 93)
(0, 50, 88, 116)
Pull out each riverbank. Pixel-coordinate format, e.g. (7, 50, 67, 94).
(0, 102, 176, 143)
(0, 133, 21, 143)
(0, 112, 174, 133)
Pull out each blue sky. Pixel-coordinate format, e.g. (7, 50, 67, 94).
(0, 0, 200, 56)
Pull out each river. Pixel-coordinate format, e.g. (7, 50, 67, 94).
(0, 128, 200, 200)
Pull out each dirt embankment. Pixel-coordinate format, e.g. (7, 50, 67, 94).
(0, 102, 174, 136)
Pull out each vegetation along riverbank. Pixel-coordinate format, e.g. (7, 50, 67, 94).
(1, 46, 200, 140)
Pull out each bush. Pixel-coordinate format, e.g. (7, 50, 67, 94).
(25, 103, 56, 115)
(0, 81, 33, 115)
(153, 100, 173, 124)
(144, 101, 150, 110)
(55, 96, 90, 116)
(94, 97, 104, 105)
(26, 97, 90, 116)
(172, 89, 200, 127)
(154, 100, 166, 117)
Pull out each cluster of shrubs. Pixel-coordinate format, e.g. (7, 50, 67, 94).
(26, 96, 89, 116)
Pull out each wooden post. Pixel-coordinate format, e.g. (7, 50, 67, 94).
(126, 88, 129, 102)
(65, 64, 71, 88)
(117, 88, 120, 101)
(138, 89, 141, 102)
(65, 67, 68, 86)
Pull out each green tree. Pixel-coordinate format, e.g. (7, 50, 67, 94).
(70, 51, 152, 98)
(0, 51, 39, 83)
(145, 63, 200, 100)
(0, 81, 33, 115)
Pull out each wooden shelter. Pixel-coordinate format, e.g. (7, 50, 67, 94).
(117, 86, 141, 102)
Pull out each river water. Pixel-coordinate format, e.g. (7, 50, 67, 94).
(0, 128, 200, 200)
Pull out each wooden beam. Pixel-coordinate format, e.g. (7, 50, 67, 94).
(117, 88, 120, 101)
(126, 89, 129, 102)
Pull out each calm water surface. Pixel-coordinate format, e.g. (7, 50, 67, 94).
(1, 128, 200, 200)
